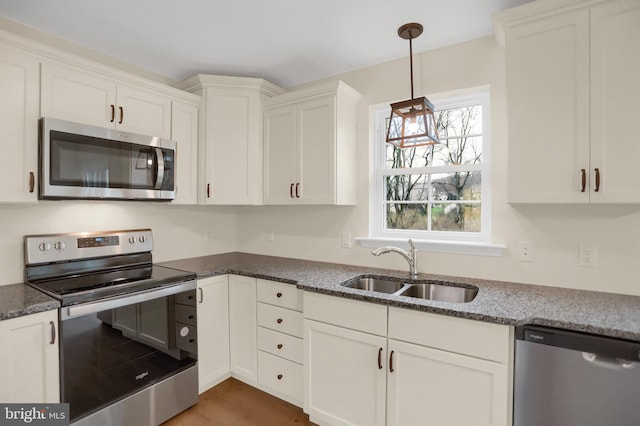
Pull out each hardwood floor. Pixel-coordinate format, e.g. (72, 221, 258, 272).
(163, 378, 316, 426)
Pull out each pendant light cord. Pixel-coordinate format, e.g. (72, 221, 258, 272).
(409, 32, 414, 100)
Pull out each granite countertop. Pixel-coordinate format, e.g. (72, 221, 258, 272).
(160, 252, 640, 341)
(0, 283, 60, 321)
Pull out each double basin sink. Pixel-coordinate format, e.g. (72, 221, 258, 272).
(341, 276, 478, 304)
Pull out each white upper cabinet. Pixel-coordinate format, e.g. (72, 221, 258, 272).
(178, 75, 284, 205)
(41, 62, 172, 138)
(171, 100, 199, 205)
(264, 80, 361, 205)
(0, 44, 39, 203)
(496, 0, 640, 204)
(589, 0, 640, 203)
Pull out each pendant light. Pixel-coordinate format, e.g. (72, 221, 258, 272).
(386, 23, 441, 148)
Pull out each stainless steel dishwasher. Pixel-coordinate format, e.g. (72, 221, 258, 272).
(514, 325, 640, 426)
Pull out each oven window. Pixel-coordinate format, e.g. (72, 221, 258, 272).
(49, 131, 174, 190)
(60, 291, 196, 422)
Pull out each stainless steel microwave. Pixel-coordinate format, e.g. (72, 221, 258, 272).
(40, 118, 176, 201)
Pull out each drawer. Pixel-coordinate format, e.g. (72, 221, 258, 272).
(257, 326, 303, 364)
(257, 279, 302, 311)
(258, 351, 303, 404)
(175, 304, 196, 326)
(257, 303, 303, 338)
(175, 322, 197, 353)
(174, 291, 197, 307)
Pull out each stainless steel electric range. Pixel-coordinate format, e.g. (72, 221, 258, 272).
(25, 229, 198, 426)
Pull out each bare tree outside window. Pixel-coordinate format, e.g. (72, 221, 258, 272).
(384, 104, 483, 233)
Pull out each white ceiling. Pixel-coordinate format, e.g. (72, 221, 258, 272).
(0, 0, 533, 88)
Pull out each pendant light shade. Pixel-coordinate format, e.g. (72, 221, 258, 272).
(386, 23, 440, 148)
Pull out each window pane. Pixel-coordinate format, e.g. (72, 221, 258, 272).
(385, 175, 429, 201)
(386, 203, 428, 230)
(432, 136, 483, 166)
(431, 172, 481, 201)
(385, 144, 436, 169)
(431, 203, 481, 232)
(436, 105, 482, 138)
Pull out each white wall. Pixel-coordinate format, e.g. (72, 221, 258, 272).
(0, 202, 237, 285)
(236, 36, 640, 297)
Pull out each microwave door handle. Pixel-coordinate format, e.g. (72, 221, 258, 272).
(154, 148, 165, 190)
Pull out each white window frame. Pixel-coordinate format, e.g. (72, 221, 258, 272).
(358, 86, 505, 256)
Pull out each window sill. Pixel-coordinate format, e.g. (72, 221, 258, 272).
(355, 237, 506, 257)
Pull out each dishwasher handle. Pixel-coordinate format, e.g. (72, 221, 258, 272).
(582, 352, 637, 370)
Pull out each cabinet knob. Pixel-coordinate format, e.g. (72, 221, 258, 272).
(277, 343, 283, 350)
(276, 292, 282, 298)
(277, 374, 283, 380)
(276, 318, 283, 324)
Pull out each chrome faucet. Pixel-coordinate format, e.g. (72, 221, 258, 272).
(371, 239, 418, 278)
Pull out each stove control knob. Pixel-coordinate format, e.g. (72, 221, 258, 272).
(38, 242, 52, 252)
(128, 236, 136, 244)
(53, 241, 66, 250)
(139, 235, 147, 243)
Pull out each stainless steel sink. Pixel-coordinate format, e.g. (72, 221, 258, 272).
(341, 276, 478, 303)
(398, 283, 477, 303)
(343, 277, 408, 294)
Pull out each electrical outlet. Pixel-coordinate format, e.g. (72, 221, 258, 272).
(266, 229, 274, 242)
(341, 232, 352, 249)
(517, 241, 534, 262)
(579, 245, 597, 267)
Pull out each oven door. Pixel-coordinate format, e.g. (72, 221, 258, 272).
(40, 117, 176, 200)
(59, 280, 197, 423)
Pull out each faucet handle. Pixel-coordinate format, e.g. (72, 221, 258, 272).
(408, 239, 416, 250)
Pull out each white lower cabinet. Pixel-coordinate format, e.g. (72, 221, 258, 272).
(0, 310, 59, 403)
(197, 275, 230, 393)
(229, 274, 258, 383)
(304, 319, 387, 426)
(304, 292, 513, 426)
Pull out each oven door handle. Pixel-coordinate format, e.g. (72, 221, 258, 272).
(154, 148, 165, 190)
(61, 279, 196, 320)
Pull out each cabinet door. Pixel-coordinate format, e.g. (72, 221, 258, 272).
(590, 0, 640, 203)
(197, 275, 230, 393)
(0, 310, 59, 403)
(304, 319, 386, 426)
(387, 339, 509, 426)
(264, 105, 297, 204)
(116, 84, 171, 138)
(204, 89, 263, 204)
(0, 46, 39, 203)
(297, 96, 336, 204)
(171, 100, 199, 205)
(229, 275, 257, 383)
(506, 9, 590, 203)
(41, 62, 116, 128)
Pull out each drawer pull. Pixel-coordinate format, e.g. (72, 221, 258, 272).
(276, 318, 283, 324)
(277, 374, 283, 380)
(276, 292, 283, 298)
(277, 343, 283, 349)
